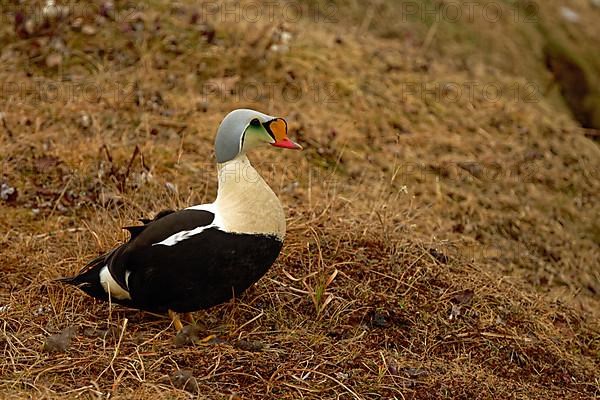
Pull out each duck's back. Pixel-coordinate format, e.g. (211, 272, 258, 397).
(126, 224, 283, 312)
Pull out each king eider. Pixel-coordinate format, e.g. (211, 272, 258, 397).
(60, 109, 302, 330)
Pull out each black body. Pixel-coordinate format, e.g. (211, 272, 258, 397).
(61, 209, 283, 312)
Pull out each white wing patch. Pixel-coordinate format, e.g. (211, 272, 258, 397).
(99, 265, 131, 300)
(152, 203, 224, 247)
(125, 270, 132, 289)
(152, 223, 218, 246)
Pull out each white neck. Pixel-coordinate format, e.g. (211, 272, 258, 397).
(213, 155, 286, 239)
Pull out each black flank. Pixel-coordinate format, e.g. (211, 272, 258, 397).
(59, 209, 283, 313)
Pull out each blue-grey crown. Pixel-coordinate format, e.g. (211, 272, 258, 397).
(214, 109, 275, 163)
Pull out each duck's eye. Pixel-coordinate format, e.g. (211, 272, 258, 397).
(250, 118, 261, 127)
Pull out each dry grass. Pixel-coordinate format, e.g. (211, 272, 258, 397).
(1, 0, 599, 398)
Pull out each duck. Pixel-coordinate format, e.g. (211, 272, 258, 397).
(59, 109, 302, 330)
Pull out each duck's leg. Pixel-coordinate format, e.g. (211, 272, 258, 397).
(182, 312, 196, 325)
(182, 312, 216, 343)
(168, 310, 184, 331)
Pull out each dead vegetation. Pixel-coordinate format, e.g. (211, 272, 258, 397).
(1, 0, 599, 399)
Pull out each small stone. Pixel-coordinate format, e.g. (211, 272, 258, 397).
(335, 371, 349, 380)
(449, 304, 462, 320)
(84, 326, 119, 341)
(45, 53, 63, 68)
(174, 325, 201, 347)
(35, 156, 60, 171)
(234, 339, 265, 352)
(43, 1, 59, 21)
(452, 289, 475, 305)
(370, 311, 389, 328)
(71, 17, 83, 31)
(429, 248, 449, 264)
(99, 190, 123, 206)
(282, 181, 299, 193)
(43, 326, 77, 353)
(81, 25, 97, 35)
(48, 38, 66, 54)
(79, 113, 92, 129)
(195, 100, 209, 113)
(198, 23, 216, 44)
(559, 7, 580, 23)
(1, 183, 17, 202)
(402, 367, 428, 378)
(57, 6, 70, 19)
(170, 369, 199, 394)
(165, 182, 178, 194)
(386, 358, 399, 375)
(24, 19, 36, 36)
(101, 1, 116, 19)
(83, 328, 96, 337)
(458, 162, 483, 179)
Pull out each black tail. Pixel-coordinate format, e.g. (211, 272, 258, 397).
(56, 252, 110, 301)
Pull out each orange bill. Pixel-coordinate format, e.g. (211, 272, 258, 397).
(268, 118, 302, 150)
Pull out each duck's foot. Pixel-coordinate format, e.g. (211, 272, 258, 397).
(168, 309, 184, 332)
(170, 311, 216, 343)
(198, 334, 216, 343)
(173, 325, 217, 346)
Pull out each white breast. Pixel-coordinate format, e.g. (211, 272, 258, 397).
(152, 156, 286, 249)
(211, 155, 286, 238)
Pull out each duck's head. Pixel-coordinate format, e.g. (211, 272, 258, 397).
(215, 109, 302, 163)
